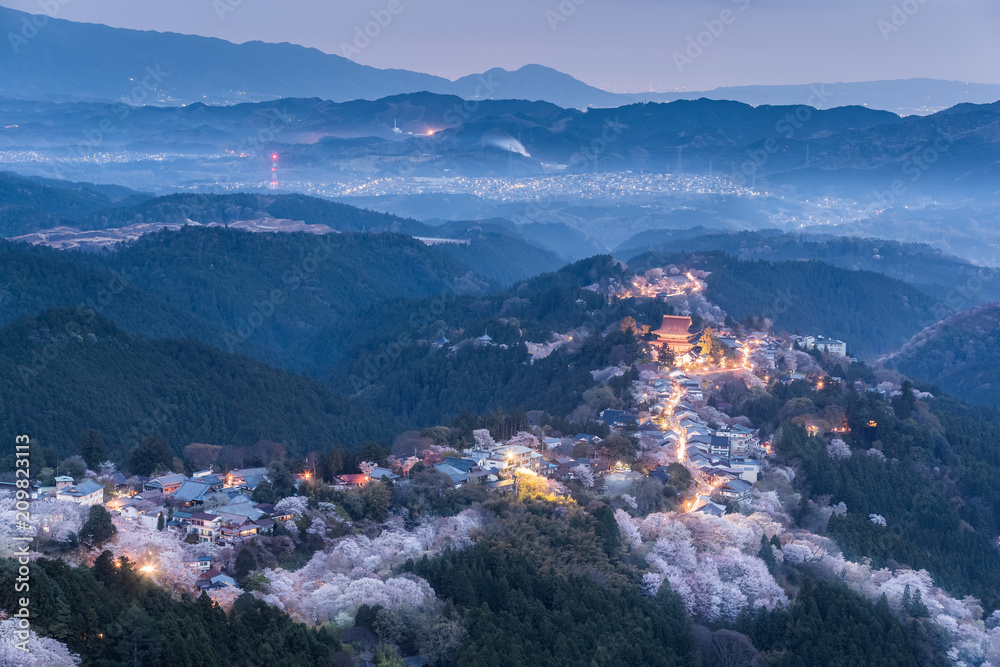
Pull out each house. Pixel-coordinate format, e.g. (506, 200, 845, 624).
(728, 457, 761, 483)
(54, 476, 74, 491)
(801, 335, 847, 357)
(470, 444, 545, 478)
(188, 512, 222, 542)
(218, 516, 272, 544)
(196, 568, 238, 590)
(649, 466, 671, 484)
(56, 479, 105, 507)
(600, 409, 637, 430)
(709, 436, 732, 458)
(368, 467, 399, 481)
(183, 556, 213, 572)
(100, 470, 130, 494)
(144, 474, 187, 495)
(718, 479, 753, 505)
(692, 496, 727, 516)
(171, 480, 215, 506)
(573, 433, 602, 445)
(636, 418, 662, 433)
(253, 503, 292, 522)
(224, 468, 270, 490)
(334, 474, 369, 488)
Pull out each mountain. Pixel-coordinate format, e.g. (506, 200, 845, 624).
(1, 225, 493, 370)
(0, 308, 399, 463)
(450, 65, 629, 108)
(0, 238, 234, 345)
(655, 79, 1000, 117)
(881, 303, 1000, 406)
(629, 250, 940, 359)
(0, 7, 622, 109)
(0, 171, 150, 237)
(615, 228, 1000, 307)
(2, 7, 997, 114)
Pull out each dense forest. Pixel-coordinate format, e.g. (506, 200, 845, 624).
(0, 553, 342, 666)
(0, 309, 398, 464)
(723, 358, 1000, 610)
(883, 303, 1000, 407)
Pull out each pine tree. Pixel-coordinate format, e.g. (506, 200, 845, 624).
(758, 534, 777, 573)
(80, 505, 117, 547)
(78, 429, 109, 470)
(156, 512, 165, 531)
(910, 588, 928, 618)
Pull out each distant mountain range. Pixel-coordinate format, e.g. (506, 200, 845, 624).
(5, 90, 1000, 201)
(1, 6, 998, 114)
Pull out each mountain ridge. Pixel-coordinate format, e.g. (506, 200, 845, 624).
(2, 6, 998, 114)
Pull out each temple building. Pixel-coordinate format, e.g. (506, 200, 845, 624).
(651, 315, 698, 356)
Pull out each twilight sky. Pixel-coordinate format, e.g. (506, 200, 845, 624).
(3, 0, 998, 92)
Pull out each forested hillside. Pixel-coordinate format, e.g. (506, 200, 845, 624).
(0, 309, 398, 465)
(617, 228, 1000, 304)
(0, 171, 149, 236)
(0, 554, 341, 666)
(630, 250, 940, 359)
(881, 303, 1000, 406)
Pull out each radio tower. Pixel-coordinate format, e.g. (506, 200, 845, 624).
(269, 152, 279, 189)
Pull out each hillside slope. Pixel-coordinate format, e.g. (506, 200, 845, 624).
(0, 309, 399, 462)
(882, 303, 1000, 406)
(630, 251, 940, 359)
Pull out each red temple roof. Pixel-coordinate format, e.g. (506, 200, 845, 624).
(652, 315, 693, 337)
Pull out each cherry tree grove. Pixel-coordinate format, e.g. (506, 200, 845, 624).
(746, 475, 1000, 665)
(255, 508, 491, 625)
(0, 619, 80, 667)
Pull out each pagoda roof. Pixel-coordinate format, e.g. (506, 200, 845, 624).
(652, 315, 693, 337)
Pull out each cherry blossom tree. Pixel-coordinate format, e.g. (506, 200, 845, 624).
(573, 464, 595, 488)
(274, 496, 309, 518)
(472, 429, 496, 450)
(0, 619, 80, 666)
(614, 509, 642, 548)
(357, 461, 377, 476)
(826, 438, 852, 460)
(506, 432, 540, 450)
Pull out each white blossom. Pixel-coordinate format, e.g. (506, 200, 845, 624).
(0, 619, 80, 666)
(826, 438, 852, 460)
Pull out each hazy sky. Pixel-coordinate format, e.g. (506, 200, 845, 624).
(3, 0, 998, 92)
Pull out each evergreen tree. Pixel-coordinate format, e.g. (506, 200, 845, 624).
(910, 588, 929, 618)
(252, 480, 276, 504)
(80, 505, 117, 547)
(78, 429, 109, 469)
(327, 445, 346, 478)
(128, 434, 174, 476)
(758, 533, 776, 573)
(593, 505, 621, 558)
(234, 549, 256, 581)
(156, 512, 165, 531)
(267, 461, 295, 499)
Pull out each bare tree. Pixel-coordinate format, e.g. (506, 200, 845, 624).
(711, 630, 760, 667)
